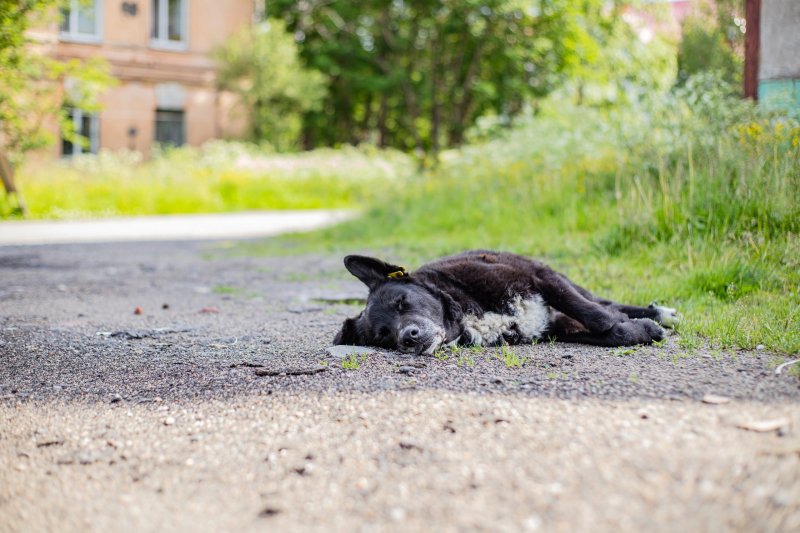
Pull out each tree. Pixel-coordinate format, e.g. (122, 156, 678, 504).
(214, 19, 327, 151)
(265, 0, 658, 157)
(0, 0, 113, 215)
(676, 0, 744, 91)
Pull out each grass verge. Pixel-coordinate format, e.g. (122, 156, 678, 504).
(1, 142, 413, 219)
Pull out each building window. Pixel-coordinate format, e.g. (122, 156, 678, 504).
(151, 0, 188, 49)
(155, 109, 185, 146)
(60, 0, 102, 43)
(62, 109, 99, 157)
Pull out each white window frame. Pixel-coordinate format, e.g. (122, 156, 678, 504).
(59, 0, 103, 44)
(150, 0, 189, 51)
(62, 109, 100, 157)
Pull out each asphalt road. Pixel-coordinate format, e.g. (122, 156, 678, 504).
(1, 240, 798, 532)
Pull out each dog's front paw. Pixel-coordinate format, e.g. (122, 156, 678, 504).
(649, 303, 679, 328)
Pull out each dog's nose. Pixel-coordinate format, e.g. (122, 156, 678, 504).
(401, 326, 420, 347)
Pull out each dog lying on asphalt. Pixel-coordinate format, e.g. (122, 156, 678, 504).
(334, 250, 677, 355)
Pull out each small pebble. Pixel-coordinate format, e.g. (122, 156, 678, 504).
(398, 366, 416, 374)
(163, 416, 175, 426)
(134, 306, 144, 315)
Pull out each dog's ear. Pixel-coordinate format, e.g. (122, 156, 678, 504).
(343, 255, 407, 290)
(333, 315, 362, 345)
(438, 290, 464, 324)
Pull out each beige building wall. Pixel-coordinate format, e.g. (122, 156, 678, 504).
(34, 0, 253, 158)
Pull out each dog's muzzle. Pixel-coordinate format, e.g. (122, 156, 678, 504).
(399, 324, 445, 356)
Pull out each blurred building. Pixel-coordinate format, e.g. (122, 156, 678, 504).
(756, 0, 800, 107)
(32, 0, 254, 158)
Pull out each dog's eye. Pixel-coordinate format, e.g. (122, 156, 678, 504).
(395, 298, 408, 312)
(378, 327, 391, 338)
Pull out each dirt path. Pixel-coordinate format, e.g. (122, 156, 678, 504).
(1, 240, 798, 531)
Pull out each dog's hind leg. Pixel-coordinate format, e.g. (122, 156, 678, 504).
(537, 272, 664, 346)
(555, 273, 677, 327)
(605, 303, 678, 327)
(548, 311, 665, 347)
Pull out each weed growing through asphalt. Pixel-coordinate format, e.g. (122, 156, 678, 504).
(433, 349, 450, 362)
(456, 351, 476, 368)
(496, 345, 528, 368)
(447, 345, 477, 368)
(612, 347, 638, 357)
(213, 285, 237, 294)
(342, 352, 367, 370)
(671, 351, 693, 364)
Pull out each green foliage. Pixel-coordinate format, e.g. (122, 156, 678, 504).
(552, 1, 677, 106)
(259, 73, 800, 354)
(214, 19, 327, 151)
(677, 18, 741, 89)
(342, 352, 368, 370)
(0, 0, 114, 163)
(496, 345, 527, 368)
(676, 1, 744, 90)
(266, 0, 673, 155)
(7, 142, 414, 218)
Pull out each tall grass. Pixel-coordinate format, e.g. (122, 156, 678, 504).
(260, 75, 800, 354)
(2, 142, 414, 219)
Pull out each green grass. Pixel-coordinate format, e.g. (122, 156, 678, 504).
(341, 352, 368, 370)
(496, 345, 528, 368)
(245, 84, 800, 355)
(213, 285, 237, 294)
(2, 142, 413, 219)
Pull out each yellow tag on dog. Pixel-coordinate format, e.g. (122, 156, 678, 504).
(387, 267, 408, 279)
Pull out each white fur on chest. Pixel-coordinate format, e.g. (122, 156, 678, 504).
(461, 295, 551, 346)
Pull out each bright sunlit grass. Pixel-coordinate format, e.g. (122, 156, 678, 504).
(2, 142, 414, 219)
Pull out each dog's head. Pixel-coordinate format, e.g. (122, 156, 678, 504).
(333, 255, 464, 355)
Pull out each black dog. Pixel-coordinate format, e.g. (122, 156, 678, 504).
(333, 250, 677, 355)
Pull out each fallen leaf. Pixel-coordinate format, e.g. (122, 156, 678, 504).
(702, 394, 731, 404)
(736, 418, 791, 432)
